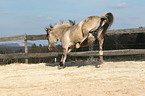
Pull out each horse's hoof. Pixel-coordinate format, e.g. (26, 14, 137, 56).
(58, 65, 65, 69)
(58, 62, 65, 69)
(76, 43, 80, 48)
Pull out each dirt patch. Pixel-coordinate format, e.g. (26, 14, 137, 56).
(0, 61, 145, 96)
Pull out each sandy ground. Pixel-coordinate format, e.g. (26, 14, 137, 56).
(0, 61, 145, 96)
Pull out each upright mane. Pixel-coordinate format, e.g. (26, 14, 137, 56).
(46, 20, 75, 31)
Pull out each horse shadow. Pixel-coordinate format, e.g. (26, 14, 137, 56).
(45, 61, 103, 68)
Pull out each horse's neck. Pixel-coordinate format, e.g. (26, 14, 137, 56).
(53, 26, 69, 40)
(53, 31, 62, 40)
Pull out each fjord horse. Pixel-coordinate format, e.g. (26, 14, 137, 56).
(46, 12, 114, 68)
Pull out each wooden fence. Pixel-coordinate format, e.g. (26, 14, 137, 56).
(0, 27, 145, 63)
(0, 49, 145, 58)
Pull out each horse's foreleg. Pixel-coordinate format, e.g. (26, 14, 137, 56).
(60, 55, 64, 66)
(59, 48, 68, 68)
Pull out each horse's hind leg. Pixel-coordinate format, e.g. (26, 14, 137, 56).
(99, 38, 104, 62)
(76, 29, 89, 48)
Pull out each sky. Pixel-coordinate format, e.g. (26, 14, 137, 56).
(0, 0, 145, 45)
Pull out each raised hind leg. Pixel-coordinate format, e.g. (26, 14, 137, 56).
(76, 29, 89, 48)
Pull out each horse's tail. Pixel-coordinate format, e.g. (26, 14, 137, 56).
(100, 12, 114, 35)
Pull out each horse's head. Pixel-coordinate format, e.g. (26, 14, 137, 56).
(46, 20, 75, 51)
(46, 26, 58, 51)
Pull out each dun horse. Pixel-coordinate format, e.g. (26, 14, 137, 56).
(46, 12, 114, 68)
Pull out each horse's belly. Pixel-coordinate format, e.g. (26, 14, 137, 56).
(80, 33, 95, 47)
(70, 28, 83, 43)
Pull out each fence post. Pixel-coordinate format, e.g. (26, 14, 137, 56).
(24, 34, 28, 63)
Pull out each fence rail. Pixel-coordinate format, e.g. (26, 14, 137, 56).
(0, 27, 145, 63)
(0, 49, 145, 59)
(107, 28, 145, 34)
(0, 28, 145, 42)
(0, 34, 46, 42)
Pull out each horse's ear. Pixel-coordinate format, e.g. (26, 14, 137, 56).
(49, 24, 54, 28)
(68, 19, 75, 25)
